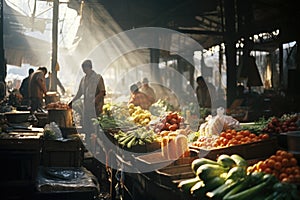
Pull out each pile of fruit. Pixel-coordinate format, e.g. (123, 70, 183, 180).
(178, 154, 299, 200)
(192, 129, 270, 149)
(152, 111, 184, 133)
(247, 150, 300, 183)
(262, 114, 299, 134)
(128, 103, 152, 126)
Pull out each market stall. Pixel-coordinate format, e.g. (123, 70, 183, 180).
(91, 102, 300, 200)
(0, 101, 101, 200)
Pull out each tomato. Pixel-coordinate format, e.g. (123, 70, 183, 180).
(169, 118, 178, 125)
(169, 123, 178, 131)
(225, 133, 233, 140)
(261, 133, 270, 140)
(220, 132, 227, 137)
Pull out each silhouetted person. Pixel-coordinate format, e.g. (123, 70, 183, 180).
(19, 68, 34, 106)
(29, 67, 47, 113)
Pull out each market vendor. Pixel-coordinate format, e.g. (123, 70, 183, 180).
(68, 59, 106, 147)
(28, 67, 48, 114)
(128, 83, 153, 110)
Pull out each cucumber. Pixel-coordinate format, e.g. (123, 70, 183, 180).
(196, 164, 226, 182)
(191, 158, 220, 174)
(225, 166, 247, 181)
(178, 177, 201, 193)
(230, 154, 248, 167)
(217, 154, 236, 168)
(206, 179, 241, 199)
(192, 176, 225, 198)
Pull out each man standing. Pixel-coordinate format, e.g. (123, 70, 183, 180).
(195, 76, 215, 108)
(68, 59, 106, 145)
(28, 67, 47, 113)
(19, 68, 34, 106)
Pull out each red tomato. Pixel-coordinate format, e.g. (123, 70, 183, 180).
(169, 123, 178, 131)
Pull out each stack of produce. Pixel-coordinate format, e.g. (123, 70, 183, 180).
(113, 127, 157, 149)
(152, 111, 184, 133)
(192, 129, 270, 149)
(262, 114, 299, 134)
(247, 149, 300, 183)
(178, 154, 299, 200)
(93, 114, 136, 130)
(46, 101, 70, 110)
(240, 114, 299, 134)
(128, 103, 152, 126)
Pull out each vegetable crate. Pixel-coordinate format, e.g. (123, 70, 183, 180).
(0, 138, 42, 183)
(190, 137, 278, 161)
(41, 139, 83, 167)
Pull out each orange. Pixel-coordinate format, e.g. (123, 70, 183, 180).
(275, 155, 283, 162)
(266, 159, 276, 168)
(290, 158, 298, 166)
(282, 158, 289, 167)
(264, 167, 272, 174)
(274, 162, 282, 171)
(279, 173, 288, 181)
(261, 133, 270, 140)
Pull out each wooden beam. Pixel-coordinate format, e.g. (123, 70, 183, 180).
(176, 29, 223, 36)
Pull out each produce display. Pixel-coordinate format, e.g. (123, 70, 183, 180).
(152, 111, 184, 133)
(240, 113, 300, 134)
(198, 108, 240, 137)
(95, 102, 299, 199)
(178, 154, 299, 200)
(247, 149, 300, 183)
(262, 114, 299, 134)
(46, 101, 70, 110)
(128, 103, 152, 126)
(94, 114, 136, 130)
(191, 129, 270, 149)
(113, 127, 157, 148)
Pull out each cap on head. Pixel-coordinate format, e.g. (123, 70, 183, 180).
(130, 84, 139, 92)
(142, 77, 149, 84)
(82, 59, 92, 68)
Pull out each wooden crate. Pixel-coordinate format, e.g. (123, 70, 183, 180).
(41, 139, 83, 167)
(0, 138, 42, 183)
(190, 137, 278, 160)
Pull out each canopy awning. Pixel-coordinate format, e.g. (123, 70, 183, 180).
(4, 33, 51, 66)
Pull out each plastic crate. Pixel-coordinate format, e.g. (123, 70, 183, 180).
(41, 139, 83, 167)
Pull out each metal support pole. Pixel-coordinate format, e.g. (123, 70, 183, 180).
(50, 0, 59, 91)
(224, 0, 237, 108)
(0, 0, 6, 82)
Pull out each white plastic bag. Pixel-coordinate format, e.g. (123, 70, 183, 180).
(44, 122, 63, 139)
(199, 107, 240, 136)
